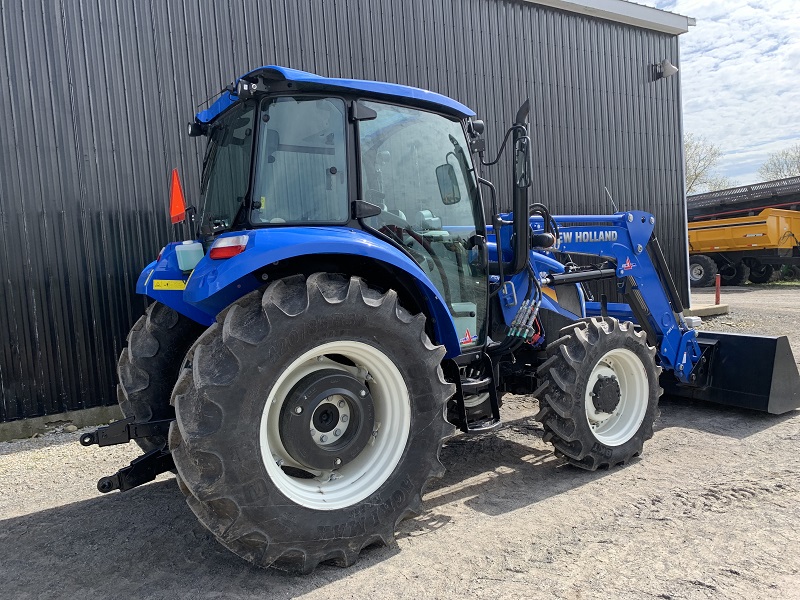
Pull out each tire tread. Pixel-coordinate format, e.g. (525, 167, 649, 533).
(170, 273, 454, 573)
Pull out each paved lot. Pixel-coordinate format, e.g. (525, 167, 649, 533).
(1, 285, 798, 599)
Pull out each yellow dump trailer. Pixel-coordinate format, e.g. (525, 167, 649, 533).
(688, 208, 800, 287)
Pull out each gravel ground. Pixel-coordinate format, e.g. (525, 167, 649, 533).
(1, 285, 798, 599)
(693, 284, 800, 359)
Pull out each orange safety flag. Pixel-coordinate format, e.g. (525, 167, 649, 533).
(170, 168, 187, 224)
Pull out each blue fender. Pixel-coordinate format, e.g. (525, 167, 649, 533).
(135, 247, 217, 325)
(137, 228, 462, 358)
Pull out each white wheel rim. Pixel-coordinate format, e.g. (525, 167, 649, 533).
(259, 340, 411, 510)
(690, 264, 704, 280)
(584, 347, 649, 447)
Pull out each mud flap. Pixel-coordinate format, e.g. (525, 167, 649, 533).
(661, 331, 800, 414)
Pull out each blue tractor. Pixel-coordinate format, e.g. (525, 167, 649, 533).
(83, 66, 800, 573)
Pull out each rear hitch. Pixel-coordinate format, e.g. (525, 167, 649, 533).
(96, 447, 175, 493)
(80, 416, 173, 447)
(81, 416, 176, 493)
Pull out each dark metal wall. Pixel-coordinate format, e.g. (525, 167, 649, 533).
(0, 0, 687, 421)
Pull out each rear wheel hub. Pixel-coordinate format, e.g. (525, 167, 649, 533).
(279, 369, 375, 470)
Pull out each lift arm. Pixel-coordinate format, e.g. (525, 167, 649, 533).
(534, 211, 703, 383)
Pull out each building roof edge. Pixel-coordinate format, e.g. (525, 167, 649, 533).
(526, 0, 694, 35)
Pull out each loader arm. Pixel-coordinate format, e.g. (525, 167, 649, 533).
(517, 210, 799, 413)
(525, 210, 703, 383)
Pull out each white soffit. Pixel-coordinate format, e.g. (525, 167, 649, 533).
(526, 0, 696, 35)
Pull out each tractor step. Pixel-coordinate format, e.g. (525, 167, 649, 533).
(461, 375, 492, 395)
(79, 416, 173, 447)
(445, 354, 504, 435)
(462, 416, 502, 434)
(96, 447, 175, 493)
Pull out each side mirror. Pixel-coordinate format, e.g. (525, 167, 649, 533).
(468, 119, 486, 154)
(469, 120, 485, 136)
(513, 136, 532, 189)
(435, 164, 462, 205)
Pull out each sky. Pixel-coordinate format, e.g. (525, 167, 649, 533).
(640, 0, 800, 185)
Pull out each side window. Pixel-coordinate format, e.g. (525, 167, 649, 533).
(199, 102, 256, 231)
(358, 103, 476, 229)
(251, 97, 348, 224)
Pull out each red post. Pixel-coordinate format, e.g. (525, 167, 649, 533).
(715, 274, 721, 305)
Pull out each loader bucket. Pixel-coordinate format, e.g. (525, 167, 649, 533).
(661, 331, 800, 414)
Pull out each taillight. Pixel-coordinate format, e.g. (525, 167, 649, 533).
(209, 235, 249, 260)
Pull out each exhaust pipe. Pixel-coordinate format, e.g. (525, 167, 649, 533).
(661, 331, 800, 414)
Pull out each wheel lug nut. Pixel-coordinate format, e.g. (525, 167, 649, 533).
(294, 406, 303, 414)
(320, 435, 327, 442)
(334, 429, 341, 437)
(310, 429, 316, 436)
(341, 415, 348, 422)
(334, 458, 342, 466)
(338, 400, 345, 408)
(359, 390, 366, 397)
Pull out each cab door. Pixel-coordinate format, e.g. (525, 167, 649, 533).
(357, 101, 488, 349)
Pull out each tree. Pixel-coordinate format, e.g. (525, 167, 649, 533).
(684, 133, 736, 194)
(758, 143, 800, 181)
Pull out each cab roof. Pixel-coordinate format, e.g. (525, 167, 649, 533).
(195, 65, 476, 124)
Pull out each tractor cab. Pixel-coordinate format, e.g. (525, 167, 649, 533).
(188, 66, 497, 351)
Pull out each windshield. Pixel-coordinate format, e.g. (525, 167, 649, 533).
(358, 101, 487, 348)
(251, 96, 348, 224)
(199, 101, 256, 234)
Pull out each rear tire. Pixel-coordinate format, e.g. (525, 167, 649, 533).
(718, 261, 750, 286)
(117, 302, 205, 452)
(689, 254, 717, 288)
(533, 317, 662, 470)
(169, 273, 454, 573)
(748, 263, 774, 284)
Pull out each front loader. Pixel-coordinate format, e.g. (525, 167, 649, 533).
(82, 66, 800, 573)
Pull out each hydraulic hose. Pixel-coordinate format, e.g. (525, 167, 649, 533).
(488, 264, 542, 356)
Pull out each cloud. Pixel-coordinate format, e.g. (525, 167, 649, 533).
(641, 1, 800, 184)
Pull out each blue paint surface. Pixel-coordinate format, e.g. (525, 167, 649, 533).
(137, 228, 462, 357)
(197, 65, 475, 124)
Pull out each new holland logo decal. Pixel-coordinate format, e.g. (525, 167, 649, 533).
(622, 257, 636, 271)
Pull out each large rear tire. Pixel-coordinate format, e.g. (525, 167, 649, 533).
(689, 254, 717, 288)
(169, 273, 454, 573)
(117, 302, 205, 452)
(534, 317, 661, 470)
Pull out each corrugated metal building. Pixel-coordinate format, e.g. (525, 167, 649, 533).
(0, 0, 694, 422)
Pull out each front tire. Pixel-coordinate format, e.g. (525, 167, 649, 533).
(169, 273, 454, 572)
(534, 317, 662, 470)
